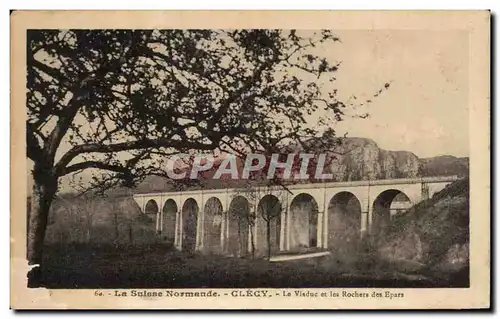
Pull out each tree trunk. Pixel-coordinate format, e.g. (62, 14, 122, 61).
(266, 220, 271, 260)
(27, 177, 56, 286)
(249, 222, 255, 259)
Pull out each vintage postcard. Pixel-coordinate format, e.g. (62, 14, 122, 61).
(10, 10, 490, 309)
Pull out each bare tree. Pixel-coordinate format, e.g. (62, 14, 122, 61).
(109, 200, 125, 248)
(75, 195, 99, 244)
(228, 194, 257, 258)
(234, 180, 286, 260)
(203, 197, 223, 253)
(259, 186, 286, 260)
(56, 198, 85, 244)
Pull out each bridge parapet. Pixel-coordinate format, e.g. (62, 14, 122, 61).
(133, 175, 459, 198)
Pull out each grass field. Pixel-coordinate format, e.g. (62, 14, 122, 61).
(32, 243, 468, 289)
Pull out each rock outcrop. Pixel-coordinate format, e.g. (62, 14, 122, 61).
(325, 137, 422, 181)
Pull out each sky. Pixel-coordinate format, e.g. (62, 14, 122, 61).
(316, 29, 469, 158)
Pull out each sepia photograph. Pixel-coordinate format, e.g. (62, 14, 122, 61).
(10, 10, 490, 309)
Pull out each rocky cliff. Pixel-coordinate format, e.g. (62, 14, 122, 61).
(325, 137, 422, 181)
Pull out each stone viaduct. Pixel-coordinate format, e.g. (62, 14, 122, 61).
(133, 176, 459, 257)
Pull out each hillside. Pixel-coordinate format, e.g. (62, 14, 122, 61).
(43, 195, 158, 246)
(377, 177, 469, 283)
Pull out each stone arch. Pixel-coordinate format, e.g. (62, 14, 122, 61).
(227, 195, 251, 257)
(372, 189, 412, 237)
(203, 197, 223, 253)
(289, 193, 319, 251)
(181, 198, 199, 253)
(145, 199, 159, 215)
(256, 194, 282, 257)
(327, 192, 362, 250)
(162, 199, 177, 244)
(202, 195, 226, 213)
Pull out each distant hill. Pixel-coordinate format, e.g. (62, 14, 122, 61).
(420, 155, 469, 177)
